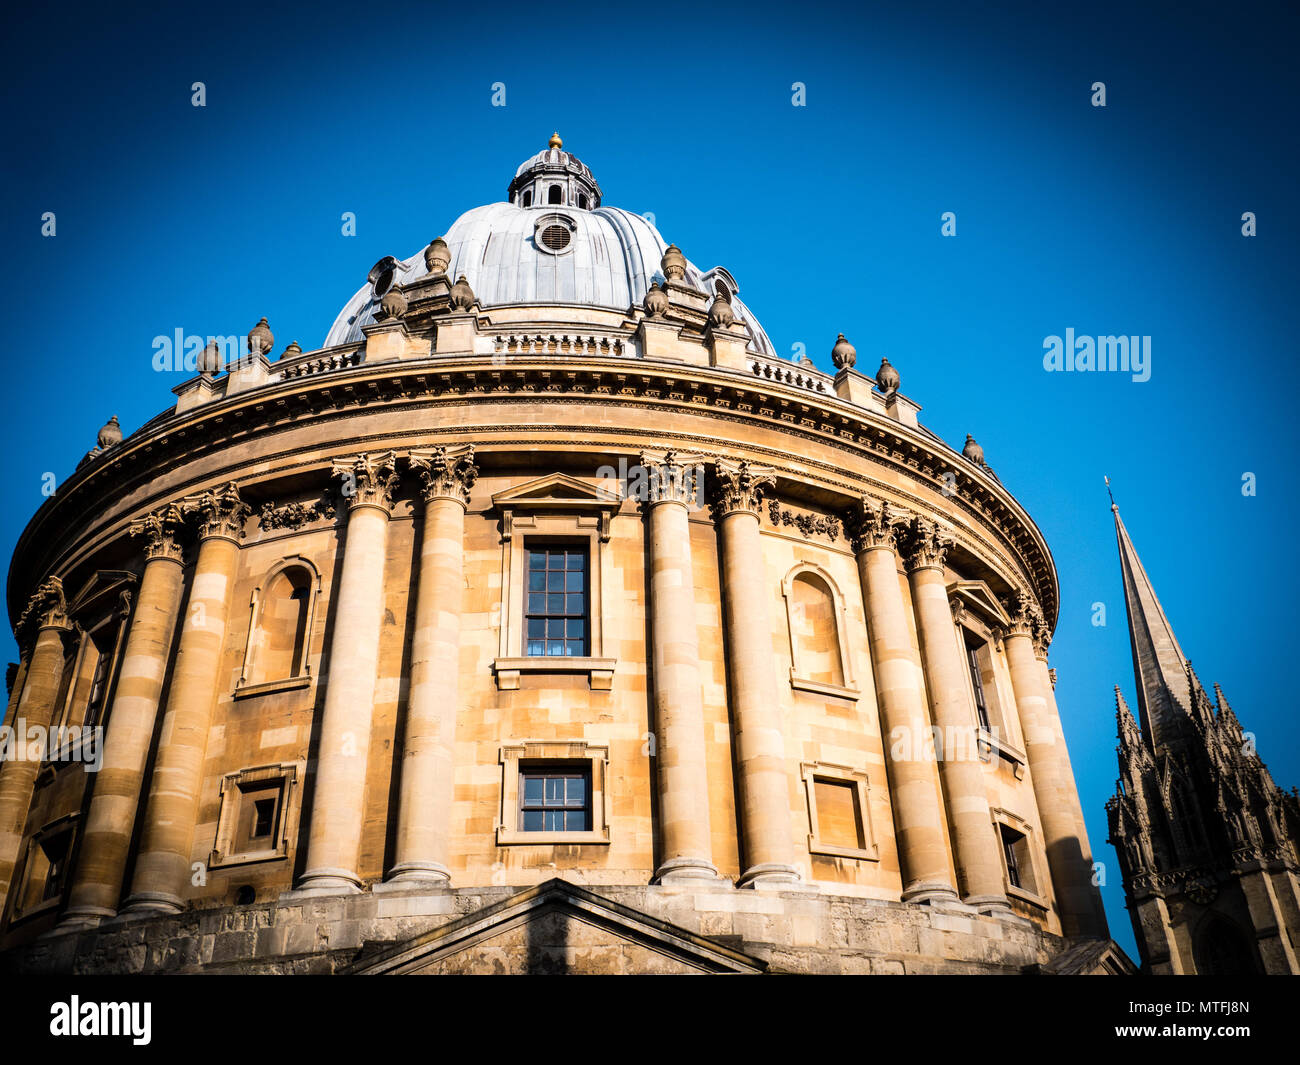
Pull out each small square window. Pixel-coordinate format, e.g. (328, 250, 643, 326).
(802, 763, 878, 862)
(518, 766, 591, 832)
(496, 743, 610, 845)
(210, 764, 299, 868)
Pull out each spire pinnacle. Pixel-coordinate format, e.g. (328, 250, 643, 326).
(1112, 503, 1193, 752)
(1104, 474, 1117, 511)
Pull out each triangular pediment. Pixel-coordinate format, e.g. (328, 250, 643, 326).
(1035, 937, 1138, 975)
(65, 570, 138, 619)
(492, 472, 621, 511)
(345, 879, 766, 975)
(947, 580, 1011, 627)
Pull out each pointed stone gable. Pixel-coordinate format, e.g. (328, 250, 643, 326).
(345, 879, 767, 975)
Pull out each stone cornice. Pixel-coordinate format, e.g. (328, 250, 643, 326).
(8, 357, 1058, 629)
(408, 444, 478, 507)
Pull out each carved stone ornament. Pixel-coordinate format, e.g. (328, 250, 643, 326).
(198, 340, 223, 376)
(409, 444, 478, 506)
(97, 415, 123, 449)
(709, 458, 776, 519)
(182, 482, 252, 541)
(898, 516, 952, 573)
(831, 333, 857, 370)
(660, 244, 686, 282)
(707, 294, 735, 330)
(248, 317, 275, 356)
(638, 451, 705, 508)
(875, 357, 900, 395)
(16, 576, 69, 636)
(129, 503, 187, 564)
(962, 434, 985, 466)
(449, 275, 476, 312)
(331, 452, 400, 512)
(642, 280, 669, 318)
(1005, 588, 1049, 653)
(767, 499, 840, 542)
(281, 341, 302, 361)
(844, 497, 901, 554)
(377, 287, 408, 321)
(424, 236, 451, 276)
(258, 495, 337, 532)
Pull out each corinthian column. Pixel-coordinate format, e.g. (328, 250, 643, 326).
(61, 506, 187, 927)
(711, 459, 800, 887)
(1003, 590, 1106, 937)
(898, 517, 1008, 913)
(641, 452, 718, 882)
(847, 500, 956, 903)
(0, 579, 72, 907)
(124, 483, 249, 914)
(296, 452, 398, 895)
(388, 446, 476, 885)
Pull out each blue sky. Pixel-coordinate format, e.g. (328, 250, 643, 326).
(3, 0, 1297, 958)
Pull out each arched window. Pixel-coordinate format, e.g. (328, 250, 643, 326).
(782, 565, 854, 695)
(578, 193, 588, 210)
(238, 560, 318, 692)
(548, 184, 562, 205)
(522, 189, 533, 208)
(1195, 916, 1256, 975)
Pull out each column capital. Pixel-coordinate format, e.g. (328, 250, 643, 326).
(638, 451, 706, 509)
(332, 451, 400, 513)
(898, 516, 952, 573)
(1006, 587, 1050, 655)
(16, 576, 70, 638)
(409, 445, 477, 507)
(708, 458, 775, 520)
(181, 482, 251, 542)
(844, 497, 902, 554)
(129, 503, 187, 564)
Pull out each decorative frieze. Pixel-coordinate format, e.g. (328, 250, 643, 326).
(766, 499, 841, 543)
(258, 495, 338, 532)
(708, 459, 775, 520)
(409, 444, 478, 506)
(331, 452, 400, 513)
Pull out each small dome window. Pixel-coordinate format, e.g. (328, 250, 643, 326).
(367, 255, 400, 298)
(534, 213, 577, 256)
(578, 193, 589, 210)
(541, 225, 571, 251)
(548, 185, 562, 205)
(522, 189, 533, 208)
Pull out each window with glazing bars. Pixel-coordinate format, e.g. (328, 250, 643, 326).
(964, 632, 992, 732)
(525, 546, 588, 656)
(1000, 824, 1025, 889)
(518, 767, 591, 831)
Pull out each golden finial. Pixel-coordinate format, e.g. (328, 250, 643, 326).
(548, 131, 562, 149)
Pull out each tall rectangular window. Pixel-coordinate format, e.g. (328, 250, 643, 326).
(999, 823, 1037, 893)
(518, 766, 591, 832)
(525, 546, 588, 657)
(964, 631, 991, 732)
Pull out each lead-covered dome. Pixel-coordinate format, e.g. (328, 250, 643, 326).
(325, 138, 776, 357)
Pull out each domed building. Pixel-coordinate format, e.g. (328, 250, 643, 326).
(0, 137, 1129, 974)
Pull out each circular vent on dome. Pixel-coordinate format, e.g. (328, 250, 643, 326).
(540, 225, 571, 251)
